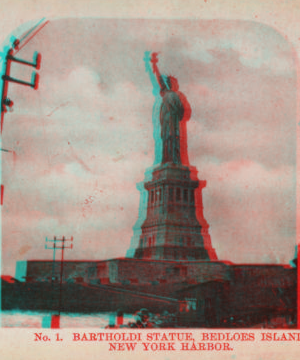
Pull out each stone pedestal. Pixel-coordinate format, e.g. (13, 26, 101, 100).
(133, 163, 215, 260)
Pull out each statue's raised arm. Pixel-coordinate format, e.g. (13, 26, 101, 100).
(150, 53, 168, 92)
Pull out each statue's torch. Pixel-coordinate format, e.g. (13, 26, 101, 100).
(150, 52, 159, 75)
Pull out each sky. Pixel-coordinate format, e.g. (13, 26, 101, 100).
(0, 18, 297, 275)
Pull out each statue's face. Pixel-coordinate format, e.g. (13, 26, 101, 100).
(159, 75, 169, 90)
(160, 75, 179, 91)
(168, 76, 179, 91)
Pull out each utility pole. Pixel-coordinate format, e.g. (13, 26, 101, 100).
(0, 18, 48, 210)
(45, 236, 58, 283)
(45, 236, 73, 328)
(1, 43, 41, 133)
(0, 18, 47, 133)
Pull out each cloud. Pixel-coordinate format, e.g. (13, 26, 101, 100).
(198, 159, 295, 264)
(183, 21, 295, 75)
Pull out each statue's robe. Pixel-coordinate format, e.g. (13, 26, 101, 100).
(160, 90, 185, 164)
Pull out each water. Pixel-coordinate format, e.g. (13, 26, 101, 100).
(1, 311, 136, 328)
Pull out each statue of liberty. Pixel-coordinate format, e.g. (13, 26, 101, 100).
(149, 53, 187, 165)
